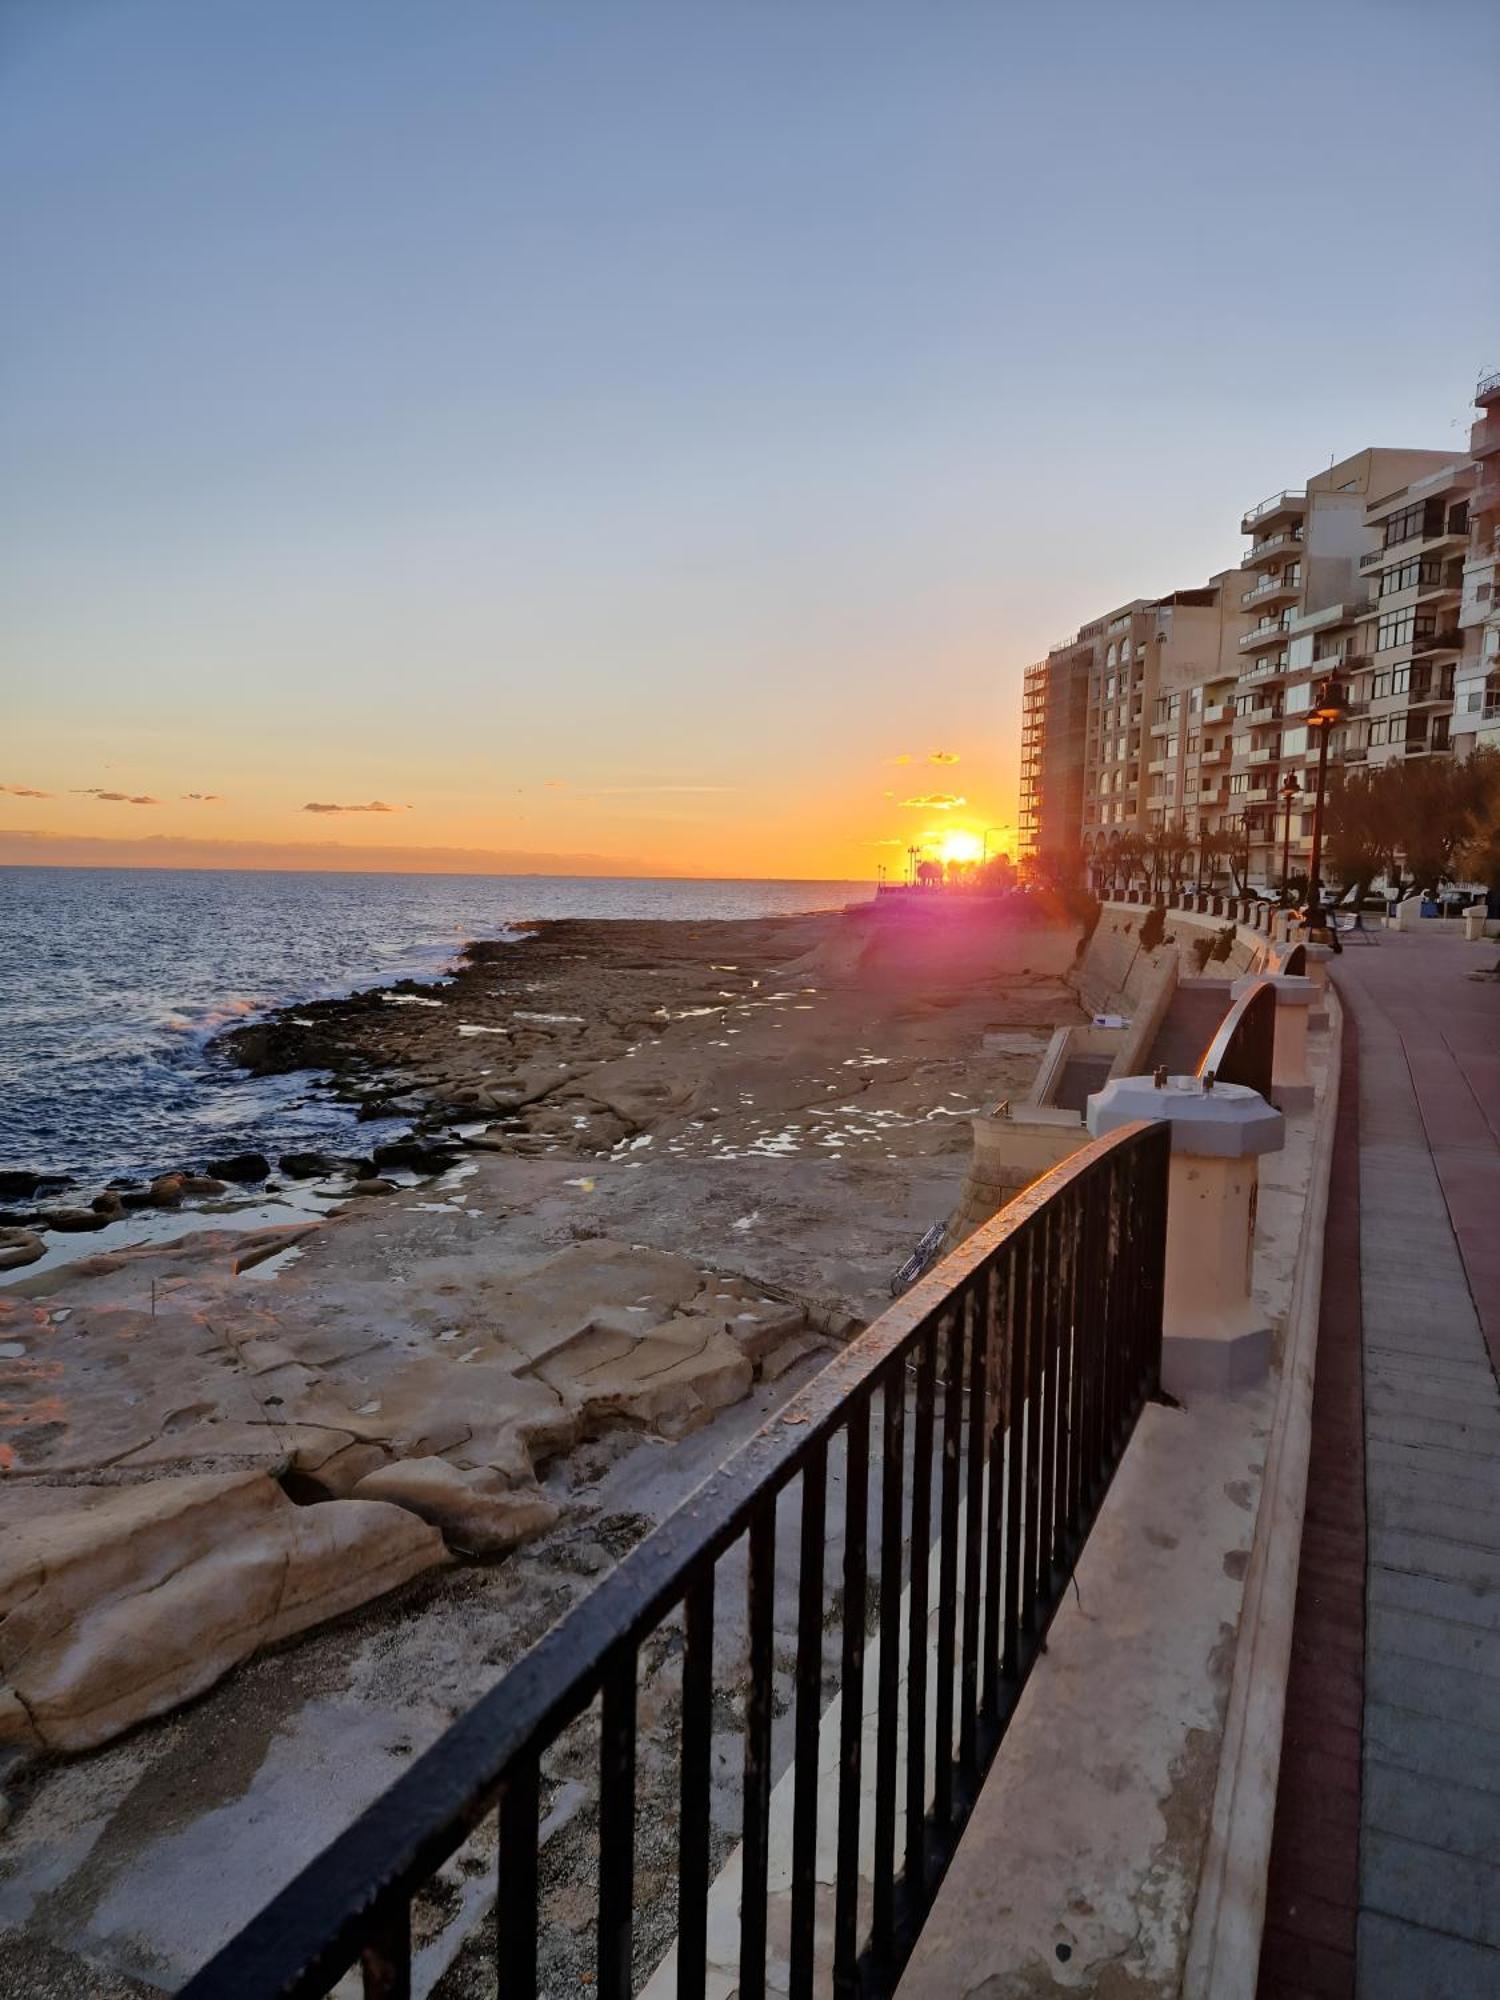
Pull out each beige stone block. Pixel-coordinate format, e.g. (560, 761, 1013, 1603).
(353, 1457, 560, 1556)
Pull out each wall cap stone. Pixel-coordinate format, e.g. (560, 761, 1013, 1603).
(1087, 1075, 1285, 1158)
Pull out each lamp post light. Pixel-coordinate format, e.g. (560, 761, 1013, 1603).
(1305, 670, 1349, 936)
(1278, 771, 1300, 907)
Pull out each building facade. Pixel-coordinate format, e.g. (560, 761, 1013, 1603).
(1456, 371, 1500, 757)
(1018, 643, 1091, 860)
(1015, 415, 1492, 895)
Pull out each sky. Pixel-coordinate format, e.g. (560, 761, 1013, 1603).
(3, 0, 1497, 879)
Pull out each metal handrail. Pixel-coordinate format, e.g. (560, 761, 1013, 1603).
(1197, 979, 1276, 1098)
(180, 1123, 1171, 2000)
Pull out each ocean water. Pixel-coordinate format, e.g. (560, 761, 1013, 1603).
(0, 868, 866, 1187)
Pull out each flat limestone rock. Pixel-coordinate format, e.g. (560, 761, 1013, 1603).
(353, 1457, 561, 1556)
(0, 1472, 446, 1754)
(544, 1318, 755, 1437)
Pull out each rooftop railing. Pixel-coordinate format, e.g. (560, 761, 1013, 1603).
(1241, 488, 1306, 528)
(181, 1122, 1171, 2000)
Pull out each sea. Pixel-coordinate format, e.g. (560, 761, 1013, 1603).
(0, 868, 867, 1189)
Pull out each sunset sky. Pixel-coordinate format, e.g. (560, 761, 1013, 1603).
(3, 1, 1496, 878)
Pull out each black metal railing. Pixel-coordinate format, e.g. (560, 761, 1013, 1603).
(1197, 978, 1276, 1098)
(180, 1122, 1171, 2000)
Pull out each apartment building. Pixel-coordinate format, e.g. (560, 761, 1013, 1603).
(1025, 575, 1249, 883)
(1015, 423, 1492, 891)
(1349, 459, 1472, 771)
(1456, 370, 1500, 755)
(1143, 574, 1248, 840)
(1231, 447, 1461, 884)
(1018, 643, 1091, 858)
(1079, 601, 1154, 845)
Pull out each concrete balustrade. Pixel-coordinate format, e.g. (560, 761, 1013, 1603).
(1088, 1073, 1284, 1397)
(1231, 969, 1316, 1112)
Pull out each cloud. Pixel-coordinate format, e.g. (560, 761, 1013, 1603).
(888, 754, 914, 766)
(182, 792, 224, 803)
(1, 783, 52, 799)
(544, 779, 567, 790)
(928, 750, 960, 765)
(869, 838, 906, 847)
(902, 793, 966, 810)
(301, 800, 410, 815)
(76, 789, 160, 805)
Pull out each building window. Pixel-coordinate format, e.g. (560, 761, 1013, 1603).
(1369, 719, 1389, 745)
(1382, 503, 1419, 548)
(1230, 773, 1250, 794)
(1433, 714, 1451, 750)
(1376, 611, 1416, 652)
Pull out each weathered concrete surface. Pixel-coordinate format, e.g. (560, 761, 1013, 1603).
(1334, 938, 1500, 1997)
(897, 1394, 1270, 1998)
(895, 991, 1333, 1997)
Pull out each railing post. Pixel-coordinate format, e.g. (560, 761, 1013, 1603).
(1086, 1077, 1283, 1397)
(1230, 970, 1315, 1111)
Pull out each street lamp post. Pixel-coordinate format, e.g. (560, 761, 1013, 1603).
(1305, 671, 1349, 936)
(1278, 771, 1299, 906)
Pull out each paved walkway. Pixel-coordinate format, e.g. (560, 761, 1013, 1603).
(1331, 936, 1500, 1996)
(1258, 1007, 1367, 1998)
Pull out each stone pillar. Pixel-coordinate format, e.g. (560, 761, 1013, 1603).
(1231, 971, 1316, 1112)
(1464, 905, 1487, 942)
(1087, 1074, 1284, 1397)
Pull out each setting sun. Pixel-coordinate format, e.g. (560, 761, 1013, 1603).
(936, 829, 985, 866)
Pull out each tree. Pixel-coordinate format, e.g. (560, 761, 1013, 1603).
(1453, 748, 1500, 893)
(1195, 826, 1232, 892)
(1326, 751, 1500, 904)
(1325, 768, 1385, 907)
(1115, 830, 1146, 894)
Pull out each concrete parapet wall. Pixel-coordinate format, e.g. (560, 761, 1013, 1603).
(945, 1107, 1085, 1247)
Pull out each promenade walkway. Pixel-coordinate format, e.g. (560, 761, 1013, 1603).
(1264, 933, 1500, 1998)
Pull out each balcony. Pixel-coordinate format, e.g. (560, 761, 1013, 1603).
(1147, 757, 1170, 776)
(1359, 547, 1387, 572)
(1248, 745, 1280, 766)
(1471, 415, 1500, 460)
(1478, 368, 1500, 406)
(1412, 626, 1463, 655)
(1246, 784, 1273, 804)
(1240, 527, 1304, 570)
(1414, 575, 1463, 609)
(1200, 744, 1230, 765)
(1241, 487, 1306, 534)
(1239, 618, 1291, 651)
(1241, 573, 1300, 610)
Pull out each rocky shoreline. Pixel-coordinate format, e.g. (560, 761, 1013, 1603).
(0, 899, 1084, 1989)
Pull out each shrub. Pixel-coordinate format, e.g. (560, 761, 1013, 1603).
(1139, 905, 1166, 953)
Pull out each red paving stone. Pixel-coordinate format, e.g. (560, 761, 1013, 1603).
(1258, 1007, 1366, 2000)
